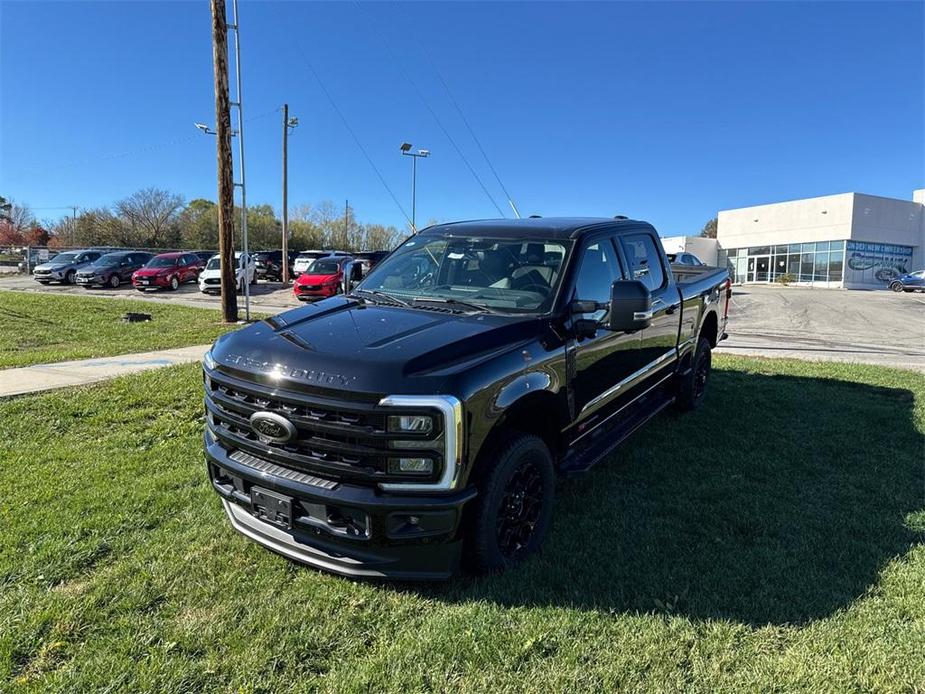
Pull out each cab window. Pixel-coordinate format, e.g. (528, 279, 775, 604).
(573, 239, 621, 322)
(619, 234, 665, 292)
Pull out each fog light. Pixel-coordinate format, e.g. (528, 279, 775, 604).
(388, 457, 433, 475)
(388, 415, 433, 434)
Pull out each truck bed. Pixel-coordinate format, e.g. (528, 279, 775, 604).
(671, 264, 729, 300)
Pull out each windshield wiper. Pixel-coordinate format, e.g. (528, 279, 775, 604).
(351, 288, 412, 307)
(410, 296, 497, 314)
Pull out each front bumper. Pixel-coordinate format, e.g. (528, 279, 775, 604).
(205, 430, 477, 580)
(294, 284, 338, 300)
(134, 275, 168, 289)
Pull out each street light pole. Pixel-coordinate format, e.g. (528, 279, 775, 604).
(400, 142, 430, 233)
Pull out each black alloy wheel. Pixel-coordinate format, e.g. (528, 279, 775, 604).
(496, 459, 545, 560)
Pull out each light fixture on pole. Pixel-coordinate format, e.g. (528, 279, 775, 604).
(400, 142, 430, 233)
(195, 122, 237, 136)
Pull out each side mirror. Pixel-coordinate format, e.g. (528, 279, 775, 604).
(608, 280, 652, 332)
(342, 260, 356, 295)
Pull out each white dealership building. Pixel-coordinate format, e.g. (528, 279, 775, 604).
(715, 189, 925, 289)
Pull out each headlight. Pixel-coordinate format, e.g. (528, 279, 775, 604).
(203, 350, 216, 371)
(378, 396, 462, 492)
(387, 414, 433, 434)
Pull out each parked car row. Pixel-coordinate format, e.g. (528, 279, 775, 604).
(29, 247, 391, 297)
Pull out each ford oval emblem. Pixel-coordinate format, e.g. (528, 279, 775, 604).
(249, 411, 297, 444)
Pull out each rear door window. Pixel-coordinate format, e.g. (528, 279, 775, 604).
(619, 234, 665, 292)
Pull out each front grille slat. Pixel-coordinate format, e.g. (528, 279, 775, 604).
(205, 369, 443, 485)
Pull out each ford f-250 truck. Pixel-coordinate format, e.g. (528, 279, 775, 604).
(202, 217, 730, 579)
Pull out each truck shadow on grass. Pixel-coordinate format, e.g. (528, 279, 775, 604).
(422, 368, 924, 626)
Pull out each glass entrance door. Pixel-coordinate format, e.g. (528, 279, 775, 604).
(746, 255, 771, 282)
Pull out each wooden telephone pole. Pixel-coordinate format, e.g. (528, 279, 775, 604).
(281, 104, 290, 284)
(210, 0, 238, 322)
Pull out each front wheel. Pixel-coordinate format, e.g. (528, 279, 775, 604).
(109, 274, 120, 289)
(469, 434, 555, 574)
(677, 337, 712, 411)
(65, 270, 76, 285)
(170, 276, 179, 291)
(890, 282, 904, 292)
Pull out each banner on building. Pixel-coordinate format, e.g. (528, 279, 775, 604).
(844, 241, 913, 287)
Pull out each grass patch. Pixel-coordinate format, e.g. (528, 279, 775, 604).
(0, 356, 923, 692)
(0, 291, 238, 368)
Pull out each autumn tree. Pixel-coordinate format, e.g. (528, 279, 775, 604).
(700, 217, 718, 239)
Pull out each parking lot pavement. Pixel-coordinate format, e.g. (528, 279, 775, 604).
(3, 274, 923, 372)
(0, 344, 210, 398)
(0, 273, 300, 315)
(718, 285, 925, 372)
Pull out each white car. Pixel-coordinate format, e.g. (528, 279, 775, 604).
(292, 250, 351, 277)
(198, 252, 256, 294)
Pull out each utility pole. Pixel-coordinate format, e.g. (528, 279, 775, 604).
(281, 104, 298, 284)
(400, 143, 430, 233)
(210, 0, 238, 322)
(230, 0, 250, 321)
(344, 199, 349, 249)
(70, 206, 77, 246)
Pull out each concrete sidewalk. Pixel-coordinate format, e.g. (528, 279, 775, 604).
(0, 344, 210, 398)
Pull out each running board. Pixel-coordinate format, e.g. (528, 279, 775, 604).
(560, 392, 675, 477)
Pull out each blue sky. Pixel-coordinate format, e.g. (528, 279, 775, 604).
(1, 1, 923, 234)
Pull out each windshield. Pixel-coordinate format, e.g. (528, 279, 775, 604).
(206, 257, 221, 270)
(307, 259, 341, 274)
(147, 256, 178, 268)
(358, 235, 570, 312)
(52, 252, 79, 264)
(95, 253, 126, 266)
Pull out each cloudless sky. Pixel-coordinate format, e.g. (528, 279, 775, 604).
(1, 1, 923, 234)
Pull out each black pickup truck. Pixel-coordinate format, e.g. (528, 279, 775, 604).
(202, 217, 730, 579)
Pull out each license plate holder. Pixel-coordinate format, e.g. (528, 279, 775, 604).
(250, 486, 294, 529)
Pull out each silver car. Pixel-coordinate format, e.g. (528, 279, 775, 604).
(33, 249, 105, 284)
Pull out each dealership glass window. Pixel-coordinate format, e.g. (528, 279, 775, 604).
(727, 248, 738, 258)
(800, 254, 815, 281)
(814, 252, 829, 281)
(773, 245, 788, 254)
(800, 243, 816, 253)
(828, 250, 844, 281)
(749, 246, 771, 255)
(787, 253, 801, 275)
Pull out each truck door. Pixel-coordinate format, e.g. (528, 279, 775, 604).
(617, 232, 682, 379)
(567, 235, 648, 432)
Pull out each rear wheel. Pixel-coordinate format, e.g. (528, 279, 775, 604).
(469, 434, 555, 574)
(890, 281, 903, 292)
(677, 337, 712, 411)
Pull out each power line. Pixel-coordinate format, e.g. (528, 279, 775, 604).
(267, 3, 412, 226)
(411, 23, 521, 218)
(351, 0, 507, 219)
(16, 107, 281, 180)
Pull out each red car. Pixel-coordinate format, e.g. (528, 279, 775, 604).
(292, 256, 352, 301)
(132, 252, 204, 291)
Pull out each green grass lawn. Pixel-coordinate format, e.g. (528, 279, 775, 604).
(1, 356, 923, 692)
(0, 291, 237, 369)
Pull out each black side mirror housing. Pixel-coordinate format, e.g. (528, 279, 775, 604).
(608, 280, 652, 332)
(342, 260, 356, 295)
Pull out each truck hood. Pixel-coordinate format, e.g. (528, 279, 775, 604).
(210, 297, 541, 396)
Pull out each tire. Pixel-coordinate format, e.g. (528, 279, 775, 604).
(677, 336, 713, 411)
(65, 270, 76, 285)
(469, 434, 555, 574)
(890, 282, 903, 292)
(170, 276, 179, 291)
(109, 274, 120, 289)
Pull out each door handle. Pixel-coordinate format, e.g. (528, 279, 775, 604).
(665, 305, 677, 315)
(634, 310, 654, 320)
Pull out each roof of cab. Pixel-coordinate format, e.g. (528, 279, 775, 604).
(418, 217, 651, 240)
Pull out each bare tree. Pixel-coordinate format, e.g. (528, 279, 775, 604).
(114, 188, 185, 247)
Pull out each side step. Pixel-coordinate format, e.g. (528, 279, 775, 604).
(560, 391, 675, 477)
